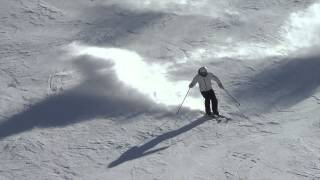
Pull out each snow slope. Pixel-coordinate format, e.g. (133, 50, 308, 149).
(0, 0, 320, 179)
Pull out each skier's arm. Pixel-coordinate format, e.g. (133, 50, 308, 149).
(189, 75, 198, 88)
(210, 74, 224, 89)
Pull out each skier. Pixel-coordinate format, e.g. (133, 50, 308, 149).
(189, 67, 224, 116)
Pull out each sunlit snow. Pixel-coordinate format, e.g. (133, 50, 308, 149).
(68, 42, 203, 110)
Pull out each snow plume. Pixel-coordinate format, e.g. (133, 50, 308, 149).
(205, 2, 320, 60)
(68, 42, 203, 110)
(279, 2, 320, 52)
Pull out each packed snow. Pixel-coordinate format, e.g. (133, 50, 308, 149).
(0, 0, 320, 179)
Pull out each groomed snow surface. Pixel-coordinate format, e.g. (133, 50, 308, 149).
(0, 0, 320, 179)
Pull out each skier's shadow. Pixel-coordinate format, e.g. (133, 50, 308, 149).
(108, 116, 209, 168)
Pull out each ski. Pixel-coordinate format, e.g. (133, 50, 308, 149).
(216, 114, 232, 123)
(199, 111, 232, 123)
(202, 114, 232, 123)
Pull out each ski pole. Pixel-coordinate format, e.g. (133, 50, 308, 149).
(176, 88, 191, 114)
(223, 88, 240, 106)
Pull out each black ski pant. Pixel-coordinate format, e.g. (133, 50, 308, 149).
(200, 89, 219, 115)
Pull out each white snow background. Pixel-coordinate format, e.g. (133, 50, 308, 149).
(0, 0, 320, 179)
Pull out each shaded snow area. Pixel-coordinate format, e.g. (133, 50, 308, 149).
(1, 0, 320, 179)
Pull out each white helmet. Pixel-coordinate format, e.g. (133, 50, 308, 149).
(198, 66, 208, 77)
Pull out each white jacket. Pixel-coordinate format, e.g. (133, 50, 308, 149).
(190, 73, 223, 92)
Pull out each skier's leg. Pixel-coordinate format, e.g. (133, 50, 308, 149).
(205, 98, 211, 115)
(201, 91, 211, 115)
(209, 89, 219, 115)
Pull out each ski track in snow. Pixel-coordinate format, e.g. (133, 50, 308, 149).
(0, 0, 320, 179)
